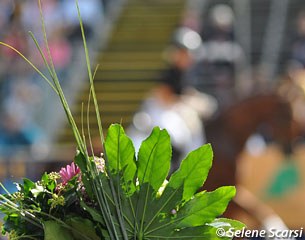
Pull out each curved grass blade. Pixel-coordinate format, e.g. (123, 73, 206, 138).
(75, 0, 104, 146)
(0, 42, 58, 95)
(37, 0, 86, 154)
(28, 31, 58, 90)
(86, 64, 100, 156)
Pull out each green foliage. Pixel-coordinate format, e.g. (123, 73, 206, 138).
(0, 1, 245, 239)
(0, 124, 244, 239)
(104, 124, 137, 194)
(168, 144, 213, 201)
(44, 221, 74, 240)
(87, 123, 244, 239)
(137, 127, 171, 191)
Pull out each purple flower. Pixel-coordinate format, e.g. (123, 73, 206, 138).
(59, 162, 80, 185)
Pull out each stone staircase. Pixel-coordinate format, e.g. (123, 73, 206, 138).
(57, 0, 186, 145)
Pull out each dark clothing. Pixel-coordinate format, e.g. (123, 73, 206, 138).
(160, 66, 184, 95)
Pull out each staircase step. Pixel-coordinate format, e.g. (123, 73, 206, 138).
(93, 71, 160, 81)
(99, 51, 162, 61)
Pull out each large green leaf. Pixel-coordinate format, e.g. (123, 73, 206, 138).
(66, 217, 100, 240)
(167, 144, 213, 201)
(44, 218, 99, 240)
(176, 186, 236, 228)
(23, 178, 36, 196)
(80, 201, 105, 226)
(208, 217, 246, 232)
(137, 127, 171, 191)
(105, 124, 137, 194)
(142, 185, 184, 232)
(43, 221, 74, 240)
(142, 187, 236, 238)
(106, 127, 241, 239)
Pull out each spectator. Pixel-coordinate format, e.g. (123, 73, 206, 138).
(128, 27, 217, 172)
(0, 0, 104, 181)
(62, 0, 104, 42)
(194, 4, 245, 108)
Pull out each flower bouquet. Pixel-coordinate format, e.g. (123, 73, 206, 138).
(0, 1, 244, 239)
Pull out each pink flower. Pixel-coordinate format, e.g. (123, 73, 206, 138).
(59, 162, 80, 185)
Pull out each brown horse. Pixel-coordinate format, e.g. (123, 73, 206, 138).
(202, 93, 298, 226)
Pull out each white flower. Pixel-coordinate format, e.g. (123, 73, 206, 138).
(31, 184, 45, 198)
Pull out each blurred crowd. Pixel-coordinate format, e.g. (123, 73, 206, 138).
(129, 2, 305, 162)
(128, 4, 245, 170)
(1, 0, 305, 233)
(0, 0, 104, 158)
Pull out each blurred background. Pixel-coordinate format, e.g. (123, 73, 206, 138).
(1, 0, 305, 236)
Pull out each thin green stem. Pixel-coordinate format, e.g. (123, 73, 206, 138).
(0, 182, 11, 195)
(144, 213, 187, 236)
(75, 1, 126, 238)
(0, 199, 43, 230)
(75, 0, 104, 145)
(81, 102, 87, 148)
(10, 234, 40, 240)
(28, 31, 57, 88)
(32, 210, 93, 240)
(87, 65, 100, 156)
(87, 87, 94, 156)
(37, 0, 86, 155)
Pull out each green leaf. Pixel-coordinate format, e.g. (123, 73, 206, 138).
(176, 186, 236, 228)
(23, 178, 36, 195)
(208, 217, 246, 230)
(41, 173, 56, 192)
(143, 187, 236, 238)
(97, 172, 132, 237)
(167, 144, 213, 201)
(43, 221, 74, 240)
(66, 217, 100, 240)
(80, 201, 105, 226)
(143, 185, 184, 232)
(137, 127, 171, 191)
(105, 124, 137, 194)
(41, 173, 49, 184)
